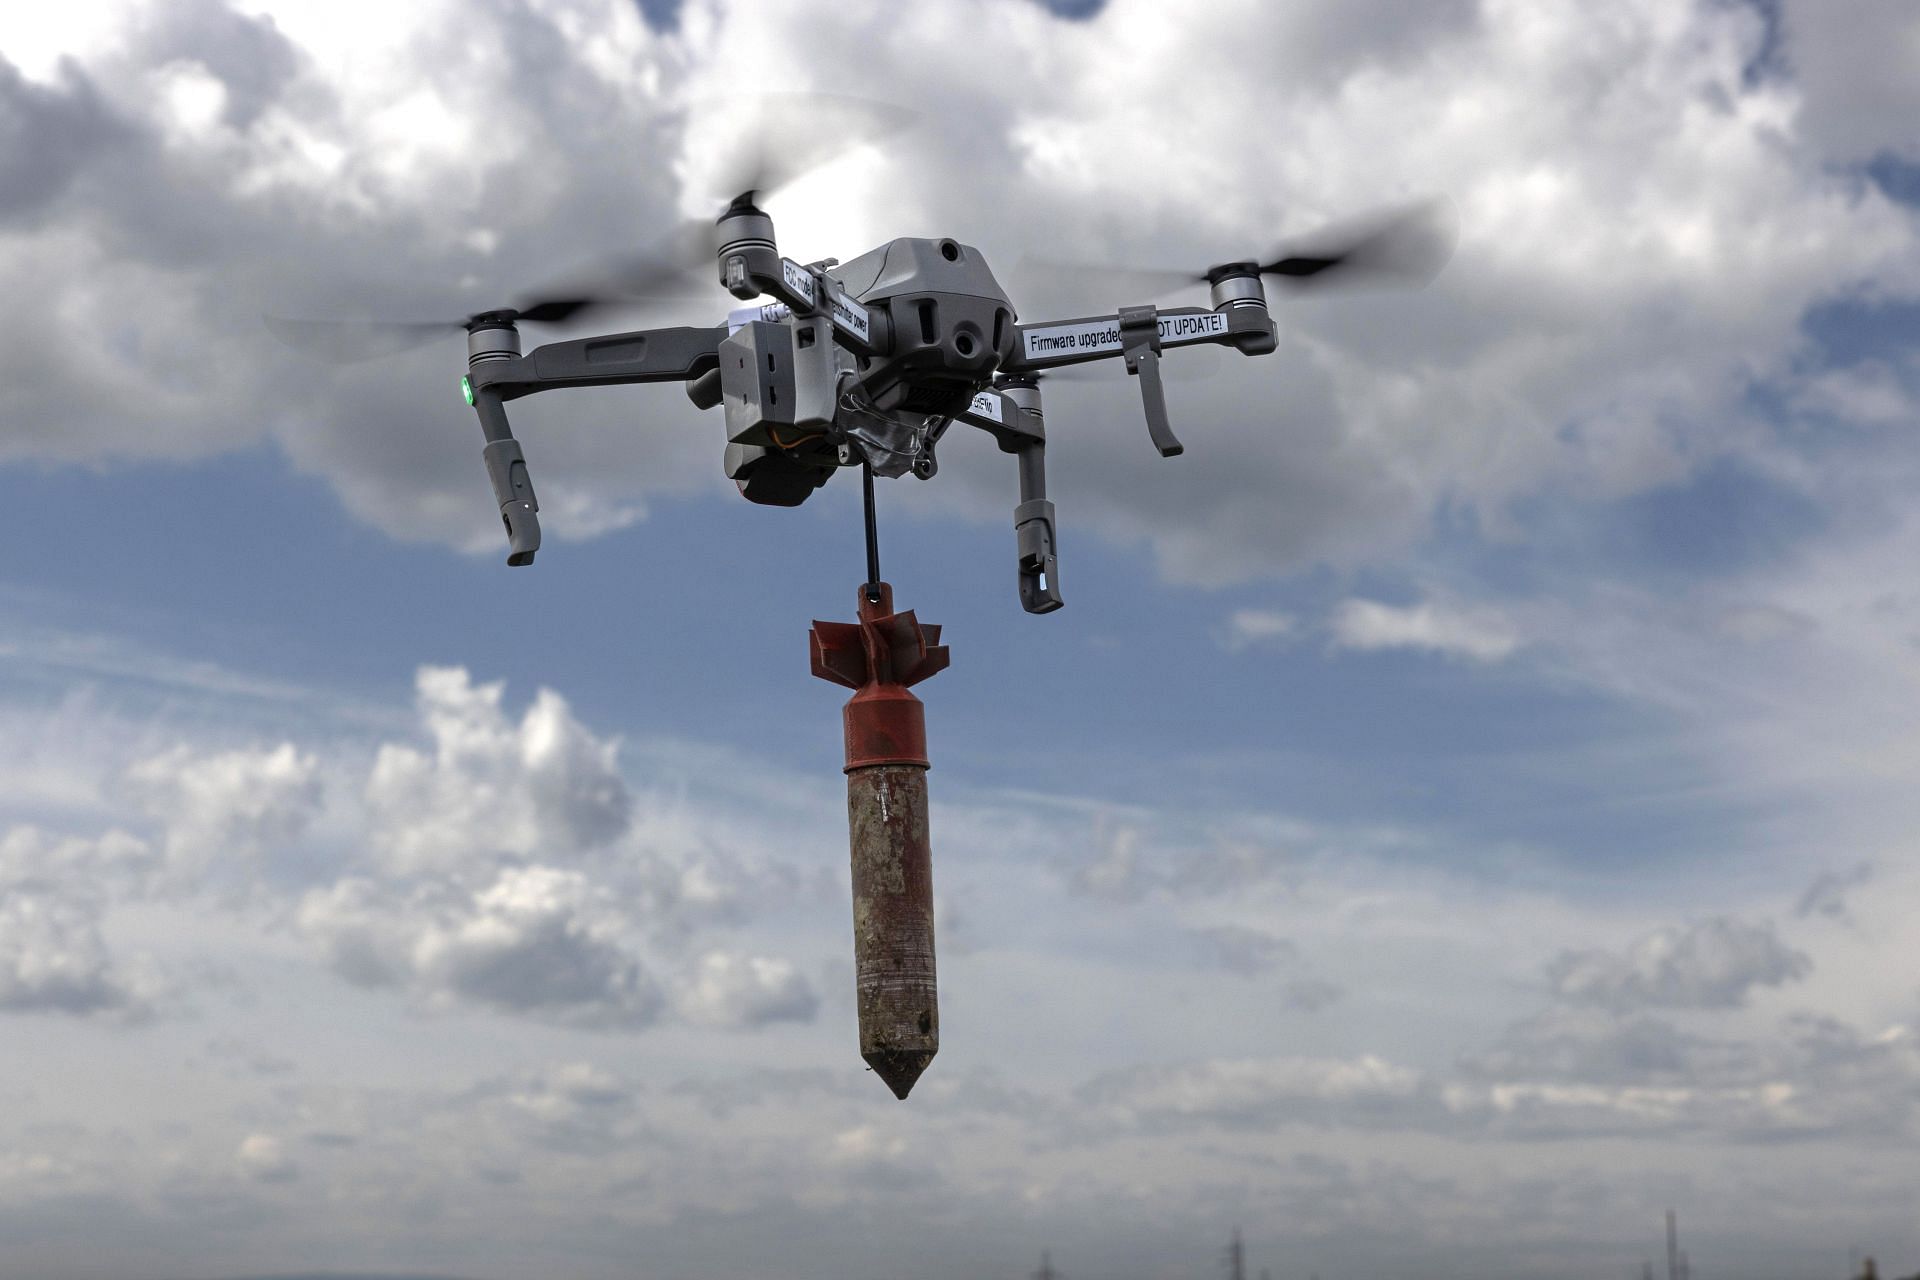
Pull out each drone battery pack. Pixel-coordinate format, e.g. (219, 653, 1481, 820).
(719, 319, 837, 448)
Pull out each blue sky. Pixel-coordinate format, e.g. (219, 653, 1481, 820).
(3, 2, 1920, 1278)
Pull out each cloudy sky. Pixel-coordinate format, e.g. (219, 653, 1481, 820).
(3, 1, 1920, 1277)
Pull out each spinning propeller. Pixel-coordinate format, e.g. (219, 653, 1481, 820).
(1024, 195, 1458, 302)
(267, 94, 914, 362)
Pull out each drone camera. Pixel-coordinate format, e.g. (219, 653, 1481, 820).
(724, 440, 836, 507)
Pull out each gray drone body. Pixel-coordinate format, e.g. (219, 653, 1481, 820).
(711, 235, 1018, 506)
(453, 189, 1446, 613)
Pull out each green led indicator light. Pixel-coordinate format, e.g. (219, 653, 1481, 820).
(460, 375, 474, 406)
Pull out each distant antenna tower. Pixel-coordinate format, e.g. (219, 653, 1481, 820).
(1666, 1210, 1680, 1280)
(1034, 1250, 1062, 1280)
(1224, 1227, 1246, 1280)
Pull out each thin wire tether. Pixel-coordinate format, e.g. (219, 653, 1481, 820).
(861, 461, 882, 603)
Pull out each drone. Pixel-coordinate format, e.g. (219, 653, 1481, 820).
(450, 188, 1451, 616)
(279, 118, 1453, 1098)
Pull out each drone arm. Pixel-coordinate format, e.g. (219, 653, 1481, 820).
(722, 237, 886, 358)
(999, 305, 1276, 460)
(461, 323, 728, 567)
(1000, 306, 1269, 376)
(468, 325, 728, 399)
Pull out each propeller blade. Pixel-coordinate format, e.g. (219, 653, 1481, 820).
(1016, 195, 1457, 306)
(542, 97, 915, 311)
(268, 95, 918, 358)
(507, 298, 598, 325)
(693, 92, 919, 207)
(1263, 255, 1343, 278)
(1012, 257, 1206, 301)
(593, 218, 719, 299)
(1260, 197, 1457, 289)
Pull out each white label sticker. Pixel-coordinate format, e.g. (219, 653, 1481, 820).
(829, 291, 871, 343)
(966, 392, 1004, 424)
(780, 259, 816, 306)
(1021, 311, 1227, 361)
(725, 302, 793, 333)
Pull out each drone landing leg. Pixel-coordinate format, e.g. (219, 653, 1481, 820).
(810, 582, 949, 1099)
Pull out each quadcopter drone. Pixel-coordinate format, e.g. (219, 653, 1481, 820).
(278, 121, 1453, 1097)
(443, 188, 1451, 612)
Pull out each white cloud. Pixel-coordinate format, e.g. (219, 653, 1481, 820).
(0, 888, 146, 1016)
(0, 825, 153, 894)
(1776, 0, 1920, 165)
(490, 1061, 642, 1154)
(1073, 1003, 1920, 1145)
(1071, 819, 1147, 901)
(227, 666, 829, 1034)
(1447, 1006, 1920, 1143)
(677, 950, 818, 1029)
(1329, 597, 1521, 662)
(0, 826, 158, 1017)
(1790, 359, 1920, 427)
(1547, 916, 1812, 1012)
(1190, 925, 1297, 975)
(235, 1131, 297, 1183)
(1082, 1054, 1427, 1129)
(292, 875, 414, 989)
(125, 741, 321, 885)
(413, 865, 662, 1026)
(364, 666, 630, 877)
(1796, 863, 1874, 921)
(1219, 608, 1296, 652)
(301, 864, 664, 1029)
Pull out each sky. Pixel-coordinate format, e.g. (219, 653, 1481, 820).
(2, 1, 1920, 1277)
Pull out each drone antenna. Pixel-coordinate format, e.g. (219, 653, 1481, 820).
(862, 460, 882, 604)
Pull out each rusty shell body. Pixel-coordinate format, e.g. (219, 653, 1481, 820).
(847, 762, 938, 1099)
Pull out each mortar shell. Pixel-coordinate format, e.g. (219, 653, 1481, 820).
(846, 762, 938, 1099)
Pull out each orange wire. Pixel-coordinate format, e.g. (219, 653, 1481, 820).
(767, 425, 825, 449)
